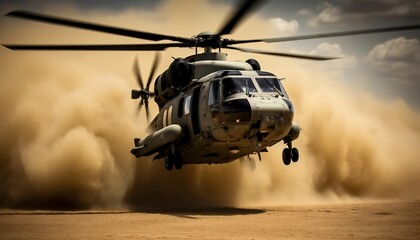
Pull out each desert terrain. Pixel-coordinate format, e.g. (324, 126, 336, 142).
(1, 200, 419, 240)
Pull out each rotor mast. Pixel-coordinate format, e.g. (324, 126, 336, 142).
(195, 31, 219, 54)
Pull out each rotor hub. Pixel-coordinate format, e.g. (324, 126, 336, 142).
(193, 31, 224, 49)
(197, 31, 216, 38)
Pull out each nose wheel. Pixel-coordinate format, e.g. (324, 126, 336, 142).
(282, 141, 299, 165)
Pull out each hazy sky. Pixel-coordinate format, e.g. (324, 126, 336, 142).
(0, 0, 419, 107)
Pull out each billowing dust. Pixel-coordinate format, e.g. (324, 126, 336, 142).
(0, 0, 419, 210)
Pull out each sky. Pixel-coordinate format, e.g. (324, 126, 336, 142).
(0, 0, 419, 209)
(1, 0, 419, 106)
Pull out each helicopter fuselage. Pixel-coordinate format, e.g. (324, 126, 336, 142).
(131, 53, 300, 169)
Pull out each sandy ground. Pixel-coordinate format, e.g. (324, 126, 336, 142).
(0, 200, 419, 240)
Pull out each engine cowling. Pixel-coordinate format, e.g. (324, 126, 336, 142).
(246, 58, 261, 70)
(154, 58, 193, 108)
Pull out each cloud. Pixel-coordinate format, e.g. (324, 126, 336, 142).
(269, 17, 299, 36)
(298, 2, 342, 27)
(289, 42, 358, 70)
(312, 42, 358, 69)
(365, 37, 420, 85)
(299, 0, 420, 27)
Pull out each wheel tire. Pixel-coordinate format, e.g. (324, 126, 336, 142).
(291, 148, 299, 162)
(164, 155, 174, 171)
(174, 152, 183, 170)
(282, 148, 291, 165)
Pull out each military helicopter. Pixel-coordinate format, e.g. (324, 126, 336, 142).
(3, 0, 420, 170)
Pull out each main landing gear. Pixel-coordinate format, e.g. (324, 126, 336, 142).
(164, 144, 183, 170)
(164, 152, 183, 170)
(282, 140, 299, 165)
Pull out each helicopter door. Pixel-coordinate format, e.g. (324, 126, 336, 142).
(191, 86, 201, 135)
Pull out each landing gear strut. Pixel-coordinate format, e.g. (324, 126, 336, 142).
(282, 140, 299, 165)
(164, 144, 183, 171)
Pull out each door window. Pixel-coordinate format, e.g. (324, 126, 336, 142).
(184, 95, 191, 115)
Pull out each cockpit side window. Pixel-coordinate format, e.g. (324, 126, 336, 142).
(222, 78, 257, 98)
(256, 78, 282, 93)
(184, 95, 191, 115)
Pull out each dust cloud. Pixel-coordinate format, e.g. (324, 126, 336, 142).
(0, 0, 419, 210)
(236, 63, 420, 205)
(0, 55, 139, 209)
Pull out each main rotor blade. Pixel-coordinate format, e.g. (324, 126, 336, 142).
(226, 46, 338, 60)
(146, 53, 160, 90)
(133, 55, 144, 90)
(228, 24, 420, 45)
(217, 0, 265, 36)
(6, 10, 194, 44)
(3, 43, 187, 51)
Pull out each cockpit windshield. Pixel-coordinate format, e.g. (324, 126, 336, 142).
(222, 78, 257, 98)
(256, 78, 282, 93)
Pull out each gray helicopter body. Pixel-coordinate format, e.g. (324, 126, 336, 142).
(130, 52, 300, 169)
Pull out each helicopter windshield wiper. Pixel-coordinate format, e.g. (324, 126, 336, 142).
(245, 77, 249, 95)
(263, 78, 283, 97)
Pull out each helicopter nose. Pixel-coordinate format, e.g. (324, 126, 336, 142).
(282, 98, 294, 113)
(252, 97, 294, 133)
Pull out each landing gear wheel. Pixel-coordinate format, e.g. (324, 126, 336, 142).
(282, 148, 291, 165)
(164, 155, 174, 171)
(174, 152, 183, 170)
(291, 147, 299, 162)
